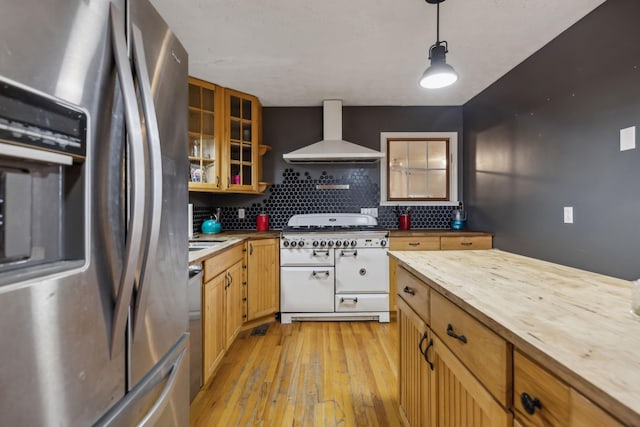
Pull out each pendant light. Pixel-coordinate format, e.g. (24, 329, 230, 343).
(419, 0, 458, 89)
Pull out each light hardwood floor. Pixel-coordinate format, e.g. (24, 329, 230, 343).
(190, 320, 402, 427)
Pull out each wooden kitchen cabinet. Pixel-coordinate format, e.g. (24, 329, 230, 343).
(440, 235, 493, 250)
(431, 334, 511, 427)
(203, 273, 225, 385)
(202, 244, 245, 385)
(514, 350, 623, 427)
(398, 298, 434, 427)
(188, 77, 223, 190)
(225, 260, 243, 349)
(245, 238, 280, 322)
(188, 78, 269, 194)
(397, 265, 511, 427)
(388, 232, 492, 312)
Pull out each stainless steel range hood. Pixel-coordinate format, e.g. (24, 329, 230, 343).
(283, 100, 384, 164)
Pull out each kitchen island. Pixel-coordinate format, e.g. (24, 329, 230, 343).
(390, 249, 639, 426)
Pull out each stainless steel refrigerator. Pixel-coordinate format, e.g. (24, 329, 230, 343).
(0, 0, 189, 425)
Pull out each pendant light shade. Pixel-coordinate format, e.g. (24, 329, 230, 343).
(419, 0, 458, 89)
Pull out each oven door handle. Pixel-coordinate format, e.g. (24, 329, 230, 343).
(312, 270, 331, 277)
(340, 249, 358, 257)
(312, 249, 330, 256)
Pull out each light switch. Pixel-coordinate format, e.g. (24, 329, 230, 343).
(564, 206, 573, 224)
(238, 208, 245, 219)
(620, 126, 636, 151)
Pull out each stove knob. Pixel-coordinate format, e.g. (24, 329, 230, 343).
(283, 240, 290, 247)
(320, 241, 326, 247)
(343, 240, 350, 247)
(380, 239, 387, 247)
(327, 240, 335, 247)
(313, 240, 319, 247)
(351, 240, 357, 247)
(298, 240, 305, 247)
(335, 241, 342, 247)
(290, 241, 297, 247)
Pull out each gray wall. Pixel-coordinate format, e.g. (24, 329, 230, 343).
(463, 0, 640, 279)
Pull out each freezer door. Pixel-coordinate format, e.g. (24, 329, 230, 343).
(128, 0, 190, 390)
(0, 0, 127, 425)
(95, 333, 190, 427)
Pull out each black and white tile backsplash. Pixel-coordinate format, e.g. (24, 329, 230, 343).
(192, 168, 457, 233)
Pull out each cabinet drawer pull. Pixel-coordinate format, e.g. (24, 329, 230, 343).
(312, 270, 330, 277)
(403, 286, 416, 296)
(446, 323, 467, 344)
(461, 242, 473, 246)
(408, 242, 421, 246)
(521, 392, 542, 415)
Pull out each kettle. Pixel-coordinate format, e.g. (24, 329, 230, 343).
(201, 209, 222, 234)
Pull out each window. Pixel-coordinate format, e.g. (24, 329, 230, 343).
(380, 132, 459, 206)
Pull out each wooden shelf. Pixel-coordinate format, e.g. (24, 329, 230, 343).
(258, 145, 272, 156)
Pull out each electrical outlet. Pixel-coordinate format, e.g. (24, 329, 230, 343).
(563, 206, 573, 224)
(238, 208, 245, 219)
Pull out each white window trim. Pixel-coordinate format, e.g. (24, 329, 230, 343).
(380, 132, 460, 206)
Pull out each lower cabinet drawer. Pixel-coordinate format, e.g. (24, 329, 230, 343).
(397, 267, 430, 323)
(389, 236, 440, 251)
(335, 293, 388, 312)
(514, 350, 570, 426)
(430, 291, 510, 406)
(440, 235, 492, 250)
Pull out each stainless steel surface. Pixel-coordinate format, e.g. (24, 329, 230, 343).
(94, 334, 189, 427)
(128, 0, 189, 395)
(129, 22, 164, 341)
(0, 0, 126, 423)
(188, 263, 203, 401)
(109, 2, 147, 359)
(0, 0, 188, 424)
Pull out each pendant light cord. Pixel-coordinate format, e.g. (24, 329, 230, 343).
(436, 1, 440, 44)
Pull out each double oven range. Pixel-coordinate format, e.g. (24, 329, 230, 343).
(280, 213, 390, 324)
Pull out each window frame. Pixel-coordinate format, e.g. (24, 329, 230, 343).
(380, 132, 459, 206)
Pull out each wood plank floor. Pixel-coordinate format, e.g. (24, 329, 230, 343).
(190, 320, 402, 427)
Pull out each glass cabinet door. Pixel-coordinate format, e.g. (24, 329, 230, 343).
(223, 88, 260, 191)
(188, 77, 221, 190)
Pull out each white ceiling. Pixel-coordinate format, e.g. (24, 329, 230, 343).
(150, 0, 606, 107)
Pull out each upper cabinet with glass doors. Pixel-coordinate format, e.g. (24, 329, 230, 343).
(188, 77, 222, 190)
(188, 78, 269, 193)
(222, 88, 261, 192)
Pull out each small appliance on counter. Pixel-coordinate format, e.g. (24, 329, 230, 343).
(201, 208, 222, 234)
(451, 204, 468, 230)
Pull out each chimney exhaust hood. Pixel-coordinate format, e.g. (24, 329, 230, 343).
(283, 100, 384, 164)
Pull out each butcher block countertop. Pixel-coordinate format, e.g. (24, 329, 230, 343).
(389, 249, 639, 426)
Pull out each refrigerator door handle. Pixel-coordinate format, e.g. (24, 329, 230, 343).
(109, 3, 148, 356)
(130, 23, 164, 334)
(136, 348, 186, 427)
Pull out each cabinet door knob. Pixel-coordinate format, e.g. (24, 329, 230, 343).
(521, 392, 542, 415)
